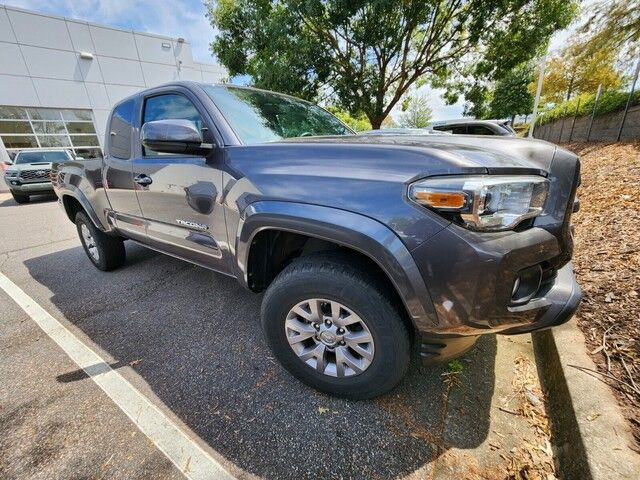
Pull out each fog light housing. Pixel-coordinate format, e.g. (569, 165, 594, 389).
(511, 264, 543, 304)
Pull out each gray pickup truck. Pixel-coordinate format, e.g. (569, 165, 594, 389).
(52, 81, 581, 399)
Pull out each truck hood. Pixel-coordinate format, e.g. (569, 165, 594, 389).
(6, 162, 52, 173)
(278, 134, 559, 175)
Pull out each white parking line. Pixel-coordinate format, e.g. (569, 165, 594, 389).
(0, 272, 235, 480)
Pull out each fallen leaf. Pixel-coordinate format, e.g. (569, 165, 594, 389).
(318, 406, 329, 414)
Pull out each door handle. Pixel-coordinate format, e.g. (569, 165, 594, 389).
(134, 174, 153, 186)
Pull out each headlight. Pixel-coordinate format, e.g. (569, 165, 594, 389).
(409, 175, 549, 231)
(5, 170, 18, 178)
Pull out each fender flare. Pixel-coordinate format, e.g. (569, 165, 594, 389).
(235, 201, 439, 330)
(60, 185, 109, 232)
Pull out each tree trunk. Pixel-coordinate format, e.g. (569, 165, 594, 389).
(566, 75, 575, 101)
(369, 116, 384, 130)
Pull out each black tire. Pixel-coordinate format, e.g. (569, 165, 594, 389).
(75, 211, 126, 271)
(11, 192, 29, 204)
(261, 252, 411, 399)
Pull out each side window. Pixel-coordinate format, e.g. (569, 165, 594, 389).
(450, 126, 467, 134)
(109, 100, 135, 159)
(142, 94, 204, 156)
(468, 125, 494, 135)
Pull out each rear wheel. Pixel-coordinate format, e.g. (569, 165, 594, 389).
(261, 252, 411, 399)
(75, 211, 126, 271)
(11, 192, 29, 204)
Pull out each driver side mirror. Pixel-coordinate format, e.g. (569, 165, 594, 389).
(2, 159, 13, 166)
(141, 119, 213, 156)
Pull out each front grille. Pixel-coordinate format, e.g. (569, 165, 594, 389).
(19, 169, 51, 182)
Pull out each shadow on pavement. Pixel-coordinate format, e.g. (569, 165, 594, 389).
(24, 242, 497, 479)
(0, 194, 57, 208)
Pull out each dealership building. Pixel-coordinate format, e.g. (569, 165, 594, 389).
(0, 4, 227, 164)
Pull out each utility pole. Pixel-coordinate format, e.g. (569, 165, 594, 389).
(587, 83, 602, 142)
(529, 53, 547, 138)
(617, 57, 640, 141)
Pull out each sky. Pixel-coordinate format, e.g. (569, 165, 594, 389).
(4, 0, 591, 121)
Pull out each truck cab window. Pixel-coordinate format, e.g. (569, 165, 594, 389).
(109, 99, 135, 159)
(142, 94, 204, 156)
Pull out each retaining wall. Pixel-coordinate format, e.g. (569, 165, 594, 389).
(534, 104, 640, 143)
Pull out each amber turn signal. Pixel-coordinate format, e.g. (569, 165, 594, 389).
(413, 190, 467, 209)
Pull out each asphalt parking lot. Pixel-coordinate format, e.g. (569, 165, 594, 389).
(0, 192, 553, 479)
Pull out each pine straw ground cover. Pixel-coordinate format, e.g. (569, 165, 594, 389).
(562, 141, 640, 450)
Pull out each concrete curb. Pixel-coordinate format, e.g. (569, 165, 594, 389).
(532, 319, 640, 479)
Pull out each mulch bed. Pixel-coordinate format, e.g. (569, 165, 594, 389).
(563, 141, 640, 450)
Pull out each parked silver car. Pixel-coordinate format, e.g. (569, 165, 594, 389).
(360, 127, 451, 135)
(432, 120, 516, 136)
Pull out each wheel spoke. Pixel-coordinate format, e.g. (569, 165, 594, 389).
(285, 319, 316, 344)
(299, 343, 325, 363)
(344, 331, 373, 345)
(349, 343, 374, 360)
(336, 347, 363, 375)
(314, 344, 327, 373)
(292, 305, 313, 322)
(334, 312, 361, 328)
(330, 301, 341, 323)
(307, 299, 322, 321)
(335, 347, 347, 377)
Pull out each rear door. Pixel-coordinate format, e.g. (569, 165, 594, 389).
(130, 87, 231, 274)
(103, 98, 146, 239)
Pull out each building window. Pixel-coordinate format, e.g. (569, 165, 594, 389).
(0, 121, 32, 134)
(0, 106, 102, 160)
(1, 135, 38, 149)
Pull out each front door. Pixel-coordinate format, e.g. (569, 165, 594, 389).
(103, 98, 146, 239)
(130, 89, 230, 274)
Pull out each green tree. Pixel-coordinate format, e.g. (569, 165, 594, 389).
(397, 93, 433, 128)
(537, 40, 623, 103)
(488, 64, 534, 120)
(208, 0, 576, 129)
(581, 0, 640, 58)
(462, 83, 491, 119)
(324, 106, 372, 131)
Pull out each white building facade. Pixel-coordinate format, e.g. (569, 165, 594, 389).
(0, 4, 227, 163)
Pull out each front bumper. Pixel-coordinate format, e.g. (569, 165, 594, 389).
(410, 223, 581, 339)
(5, 179, 53, 194)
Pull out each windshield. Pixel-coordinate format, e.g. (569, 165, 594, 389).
(15, 151, 69, 164)
(203, 85, 353, 145)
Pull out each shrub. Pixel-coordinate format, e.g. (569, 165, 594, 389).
(538, 89, 640, 125)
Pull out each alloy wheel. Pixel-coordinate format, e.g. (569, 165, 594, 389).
(284, 298, 375, 377)
(80, 223, 99, 262)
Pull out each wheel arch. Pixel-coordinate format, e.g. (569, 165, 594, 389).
(60, 187, 109, 232)
(235, 201, 439, 332)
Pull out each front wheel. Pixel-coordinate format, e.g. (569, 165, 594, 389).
(261, 252, 411, 399)
(75, 211, 126, 271)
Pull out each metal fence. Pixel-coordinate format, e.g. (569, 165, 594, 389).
(532, 57, 640, 143)
(534, 104, 640, 143)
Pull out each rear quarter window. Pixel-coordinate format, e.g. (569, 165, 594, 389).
(109, 100, 135, 159)
(467, 125, 494, 135)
